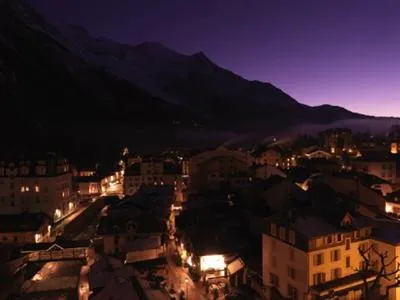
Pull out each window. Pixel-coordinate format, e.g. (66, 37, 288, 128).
(271, 239, 276, 251)
(331, 268, 341, 280)
(337, 234, 342, 242)
(270, 273, 279, 288)
(312, 273, 325, 285)
(313, 253, 324, 266)
(288, 266, 296, 280)
(272, 256, 277, 268)
(21, 186, 25, 192)
(288, 284, 298, 300)
(270, 223, 277, 236)
(289, 230, 295, 244)
(327, 236, 332, 244)
(279, 227, 286, 240)
(25, 186, 29, 192)
(345, 238, 351, 250)
(331, 249, 341, 262)
(289, 248, 295, 261)
(346, 256, 351, 268)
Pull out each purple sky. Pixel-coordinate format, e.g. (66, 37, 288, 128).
(28, 0, 400, 117)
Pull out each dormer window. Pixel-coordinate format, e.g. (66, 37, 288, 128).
(279, 227, 286, 240)
(289, 230, 295, 245)
(270, 223, 277, 236)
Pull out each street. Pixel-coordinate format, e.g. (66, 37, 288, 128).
(51, 205, 89, 239)
(166, 241, 207, 300)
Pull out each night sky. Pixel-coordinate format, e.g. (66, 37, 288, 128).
(28, 0, 400, 117)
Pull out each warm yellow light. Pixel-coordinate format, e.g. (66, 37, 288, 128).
(34, 233, 42, 243)
(68, 202, 74, 210)
(200, 255, 225, 271)
(187, 255, 193, 266)
(391, 143, 398, 154)
(26, 186, 30, 192)
(47, 225, 52, 233)
(35, 185, 40, 192)
(21, 186, 25, 192)
(331, 147, 336, 154)
(386, 202, 393, 213)
(54, 209, 62, 219)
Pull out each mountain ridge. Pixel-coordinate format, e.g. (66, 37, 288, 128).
(0, 0, 377, 155)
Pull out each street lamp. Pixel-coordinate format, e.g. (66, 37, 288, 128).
(185, 278, 189, 299)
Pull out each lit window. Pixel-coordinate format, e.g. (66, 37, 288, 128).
(35, 185, 40, 192)
(26, 186, 29, 192)
(21, 186, 25, 192)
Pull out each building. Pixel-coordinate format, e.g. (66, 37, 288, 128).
(319, 128, 352, 155)
(352, 154, 396, 184)
(303, 148, 333, 160)
(97, 186, 173, 255)
(255, 148, 283, 166)
(0, 153, 76, 222)
(123, 158, 183, 198)
(189, 146, 254, 191)
(263, 210, 376, 299)
(77, 176, 102, 199)
(388, 125, 400, 154)
(0, 213, 51, 244)
(254, 164, 287, 180)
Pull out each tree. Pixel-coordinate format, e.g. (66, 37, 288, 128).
(357, 244, 400, 300)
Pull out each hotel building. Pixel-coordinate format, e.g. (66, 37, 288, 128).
(263, 211, 377, 299)
(0, 153, 76, 222)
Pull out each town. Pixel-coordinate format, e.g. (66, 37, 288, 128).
(2, 126, 400, 299)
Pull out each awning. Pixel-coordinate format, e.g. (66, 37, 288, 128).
(227, 258, 245, 275)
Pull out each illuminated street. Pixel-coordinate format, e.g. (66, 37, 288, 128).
(52, 205, 89, 239)
(166, 241, 206, 300)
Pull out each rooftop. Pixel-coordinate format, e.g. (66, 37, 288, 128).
(0, 213, 51, 233)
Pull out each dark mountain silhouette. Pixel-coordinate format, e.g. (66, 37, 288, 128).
(0, 0, 372, 155)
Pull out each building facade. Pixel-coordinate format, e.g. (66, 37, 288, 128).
(189, 147, 254, 191)
(0, 153, 76, 222)
(352, 157, 396, 184)
(123, 158, 183, 198)
(262, 212, 376, 299)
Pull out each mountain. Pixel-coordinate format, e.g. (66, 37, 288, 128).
(0, 0, 210, 155)
(0, 0, 370, 155)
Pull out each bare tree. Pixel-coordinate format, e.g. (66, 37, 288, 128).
(357, 245, 400, 300)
